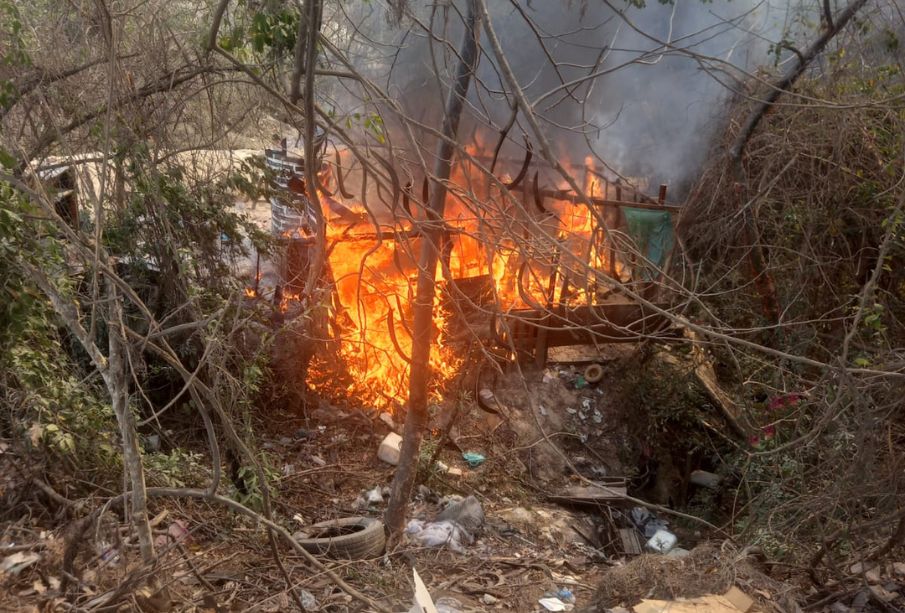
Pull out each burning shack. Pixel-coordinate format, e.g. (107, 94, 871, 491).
(259, 134, 678, 409)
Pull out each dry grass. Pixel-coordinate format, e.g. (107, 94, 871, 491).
(588, 543, 801, 612)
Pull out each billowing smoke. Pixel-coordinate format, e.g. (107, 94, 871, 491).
(330, 0, 791, 199)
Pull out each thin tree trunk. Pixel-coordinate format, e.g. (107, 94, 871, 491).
(107, 278, 155, 564)
(25, 260, 156, 562)
(384, 0, 480, 541)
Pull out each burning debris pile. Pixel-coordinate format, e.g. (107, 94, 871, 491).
(248, 135, 678, 409)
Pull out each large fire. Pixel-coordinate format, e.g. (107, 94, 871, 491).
(266, 147, 632, 410)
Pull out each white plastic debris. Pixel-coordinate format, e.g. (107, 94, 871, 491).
(377, 432, 403, 465)
(539, 596, 573, 611)
(646, 528, 678, 554)
(405, 519, 473, 553)
(366, 486, 384, 505)
(409, 568, 463, 613)
(409, 568, 438, 613)
(353, 485, 387, 510)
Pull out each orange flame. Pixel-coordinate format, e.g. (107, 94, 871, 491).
(291, 149, 628, 408)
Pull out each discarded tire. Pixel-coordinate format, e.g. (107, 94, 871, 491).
(584, 363, 605, 383)
(295, 517, 386, 559)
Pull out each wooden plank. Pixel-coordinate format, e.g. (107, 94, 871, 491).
(619, 528, 642, 555)
(548, 482, 628, 505)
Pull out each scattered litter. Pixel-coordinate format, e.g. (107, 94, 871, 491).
(689, 469, 721, 489)
(97, 542, 120, 566)
(281, 463, 294, 477)
(354, 485, 385, 510)
(539, 404, 548, 416)
(310, 454, 326, 467)
(1, 551, 40, 576)
(543, 369, 557, 383)
(592, 409, 603, 424)
(566, 407, 577, 415)
(557, 588, 576, 603)
(378, 432, 403, 465)
(584, 363, 605, 383)
(574, 375, 587, 389)
(416, 484, 436, 502)
(299, 589, 317, 610)
(666, 547, 691, 558)
(409, 568, 438, 613)
(406, 520, 473, 552)
(406, 496, 484, 553)
(366, 486, 384, 505)
(646, 528, 677, 554)
(481, 594, 498, 605)
(619, 527, 643, 555)
(539, 596, 573, 611)
(630, 507, 669, 539)
(378, 411, 397, 430)
(462, 451, 485, 468)
(437, 495, 485, 534)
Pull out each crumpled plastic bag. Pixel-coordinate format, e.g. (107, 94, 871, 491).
(436, 495, 484, 535)
(630, 506, 669, 539)
(405, 519, 474, 553)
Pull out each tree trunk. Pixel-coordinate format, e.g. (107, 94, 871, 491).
(384, 0, 480, 541)
(107, 277, 155, 564)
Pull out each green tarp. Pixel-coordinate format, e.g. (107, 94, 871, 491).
(622, 207, 675, 280)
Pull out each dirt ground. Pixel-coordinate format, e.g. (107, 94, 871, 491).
(8, 350, 895, 612)
(0, 357, 662, 612)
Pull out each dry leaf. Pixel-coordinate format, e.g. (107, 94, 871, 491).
(1, 551, 41, 575)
